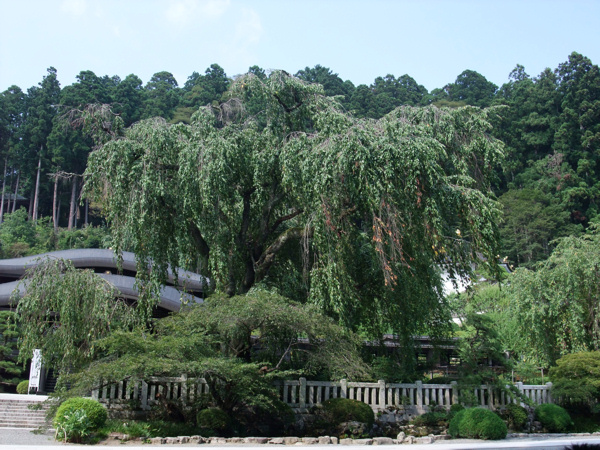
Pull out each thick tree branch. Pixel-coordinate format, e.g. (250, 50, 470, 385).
(254, 226, 313, 282)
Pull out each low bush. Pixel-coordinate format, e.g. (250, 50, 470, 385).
(535, 403, 572, 432)
(16, 380, 29, 394)
(54, 397, 107, 441)
(55, 409, 92, 443)
(449, 403, 465, 418)
(197, 407, 230, 435)
(411, 411, 448, 427)
(448, 407, 507, 440)
(321, 398, 374, 429)
(500, 404, 528, 431)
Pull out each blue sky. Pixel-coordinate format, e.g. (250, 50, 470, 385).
(1, 0, 599, 93)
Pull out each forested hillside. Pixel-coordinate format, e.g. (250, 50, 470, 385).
(0, 52, 598, 268)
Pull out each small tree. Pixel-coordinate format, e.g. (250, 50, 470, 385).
(15, 257, 141, 373)
(550, 351, 600, 411)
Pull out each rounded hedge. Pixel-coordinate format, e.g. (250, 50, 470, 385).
(197, 407, 230, 433)
(535, 403, 572, 432)
(500, 404, 528, 431)
(54, 397, 107, 430)
(448, 407, 507, 440)
(321, 398, 375, 429)
(16, 380, 29, 395)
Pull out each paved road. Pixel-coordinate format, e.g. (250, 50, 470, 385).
(2, 428, 600, 449)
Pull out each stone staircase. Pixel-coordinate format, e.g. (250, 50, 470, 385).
(0, 394, 51, 428)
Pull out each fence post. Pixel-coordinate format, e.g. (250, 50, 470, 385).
(141, 381, 148, 410)
(378, 380, 386, 409)
(416, 380, 423, 410)
(181, 374, 187, 404)
(545, 382, 552, 404)
(340, 379, 347, 399)
(451, 381, 458, 405)
(299, 377, 307, 409)
(515, 382, 524, 406)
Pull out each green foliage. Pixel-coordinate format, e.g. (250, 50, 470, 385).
(16, 380, 29, 394)
(0, 311, 24, 391)
(534, 403, 572, 432)
(499, 188, 571, 268)
(411, 411, 448, 427)
(550, 352, 600, 410)
(448, 407, 507, 440)
(499, 404, 528, 431)
(15, 257, 141, 372)
(55, 408, 92, 443)
(54, 397, 107, 432)
(85, 69, 504, 339)
(320, 398, 375, 429)
(62, 291, 362, 435)
(0, 208, 36, 257)
(455, 312, 511, 386)
(196, 407, 230, 434)
(507, 225, 600, 365)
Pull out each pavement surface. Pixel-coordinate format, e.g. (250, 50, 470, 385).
(2, 428, 600, 449)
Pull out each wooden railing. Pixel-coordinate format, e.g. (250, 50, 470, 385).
(93, 377, 552, 412)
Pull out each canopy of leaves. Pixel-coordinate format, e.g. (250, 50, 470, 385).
(507, 225, 600, 366)
(15, 257, 140, 371)
(64, 290, 368, 414)
(84, 70, 504, 339)
(550, 351, 600, 410)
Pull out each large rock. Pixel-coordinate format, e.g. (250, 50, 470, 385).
(372, 437, 394, 445)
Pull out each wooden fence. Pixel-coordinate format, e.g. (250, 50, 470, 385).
(92, 376, 552, 413)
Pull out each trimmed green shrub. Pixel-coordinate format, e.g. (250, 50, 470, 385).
(16, 380, 29, 394)
(197, 407, 230, 434)
(54, 397, 107, 431)
(535, 403, 572, 432)
(448, 407, 507, 440)
(321, 398, 375, 429)
(500, 404, 528, 431)
(449, 403, 465, 418)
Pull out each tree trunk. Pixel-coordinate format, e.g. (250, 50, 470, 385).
(28, 187, 34, 218)
(7, 167, 14, 215)
(68, 177, 77, 230)
(32, 154, 42, 221)
(84, 198, 88, 226)
(52, 175, 59, 230)
(0, 158, 7, 223)
(11, 171, 19, 214)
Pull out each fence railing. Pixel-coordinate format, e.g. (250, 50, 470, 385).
(93, 377, 552, 413)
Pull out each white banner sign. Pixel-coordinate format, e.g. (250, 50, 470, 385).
(28, 349, 42, 391)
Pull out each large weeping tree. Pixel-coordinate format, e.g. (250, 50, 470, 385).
(85, 70, 504, 337)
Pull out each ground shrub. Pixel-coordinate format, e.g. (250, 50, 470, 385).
(449, 404, 465, 419)
(411, 411, 448, 427)
(16, 380, 29, 394)
(54, 397, 107, 431)
(309, 398, 374, 437)
(535, 403, 572, 432)
(500, 404, 528, 431)
(197, 407, 230, 435)
(448, 407, 507, 440)
(321, 398, 374, 428)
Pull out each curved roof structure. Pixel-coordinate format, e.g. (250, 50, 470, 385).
(0, 249, 205, 312)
